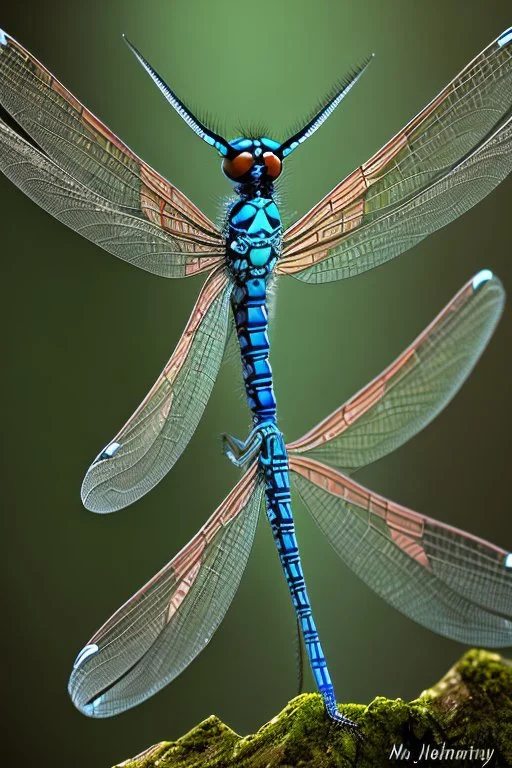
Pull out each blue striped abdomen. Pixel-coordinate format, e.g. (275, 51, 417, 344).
(260, 429, 337, 702)
(231, 277, 276, 423)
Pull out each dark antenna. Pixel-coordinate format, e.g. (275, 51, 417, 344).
(278, 55, 374, 158)
(122, 35, 233, 157)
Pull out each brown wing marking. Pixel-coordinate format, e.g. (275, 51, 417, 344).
(278, 31, 510, 275)
(289, 455, 507, 571)
(287, 279, 473, 453)
(170, 462, 258, 582)
(166, 462, 258, 622)
(118, 267, 228, 436)
(80, 264, 233, 512)
(86, 461, 258, 641)
(0, 32, 224, 274)
(277, 95, 445, 274)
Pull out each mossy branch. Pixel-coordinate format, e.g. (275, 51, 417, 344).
(113, 650, 512, 768)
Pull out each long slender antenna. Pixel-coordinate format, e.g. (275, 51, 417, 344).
(122, 35, 232, 157)
(278, 55, 374, 158)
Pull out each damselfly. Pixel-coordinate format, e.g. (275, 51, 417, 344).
(0, 27, 510, 727)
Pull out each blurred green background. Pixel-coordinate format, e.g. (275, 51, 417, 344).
(1, 1, 511, 766)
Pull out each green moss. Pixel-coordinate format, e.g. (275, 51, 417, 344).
(113, 650, 512, 768)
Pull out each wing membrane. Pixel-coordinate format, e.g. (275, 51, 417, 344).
(81, 268, 232, 512)
(290, 456, 512, 646)
(287, 272, 504, 473)
(279, 29, 512, 282)
(0, 31, 224, 277)
(69, 463, 263, 717)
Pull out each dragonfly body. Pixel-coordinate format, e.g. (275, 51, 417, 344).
(1, 27, 511, 727)
(223, 144, 343, 715)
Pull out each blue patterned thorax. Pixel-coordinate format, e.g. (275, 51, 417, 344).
(227, 196, 282, 281)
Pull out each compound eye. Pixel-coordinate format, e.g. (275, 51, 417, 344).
(263, 152, 282, 179)
(222, 152, 254, 179)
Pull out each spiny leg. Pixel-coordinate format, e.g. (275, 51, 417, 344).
(222, 430, 261, 467)
(222, 421, 276, 467)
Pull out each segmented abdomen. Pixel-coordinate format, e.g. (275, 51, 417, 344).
(231, 278, 276, 423)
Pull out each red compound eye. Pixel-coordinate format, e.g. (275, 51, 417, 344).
(222, 152, 254, 179)
(263, 152, 282, 179)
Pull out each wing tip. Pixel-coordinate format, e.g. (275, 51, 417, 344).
(471, 269, 506, 308)
(69, 643, 104, 718)
(80, 442, 123, 511)
(470, 269, 506, 321)
(68, 686, 105, 718)
(80, 477, 135, 514)
(497, 28, 512, 48)
(99, 441, 122, 460)
(72, 643, 100, 670)
(80, 487, 117, 514)
(472, 269, 494, 291)
(80, 477, 108, 513)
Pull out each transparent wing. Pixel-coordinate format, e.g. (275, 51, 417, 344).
(0, 30, 224, 277)
(290, 456, 512, 646)
(287, 272, 504, 474)
(69, 463, 264, 717)
(0, 118, 223, 277)
(82, 268, 232, 513)
(279, 29, 512, 282)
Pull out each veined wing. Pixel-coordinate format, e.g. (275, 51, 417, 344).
(0, 30, 224, 277)
(279, 29, 512, 282)
(0, 118, 222, 277)
(70, 463, 263, 717)
(82, 268, 232, 513)
(290, 455, 512, 646)
(287, 272, 504, 474)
